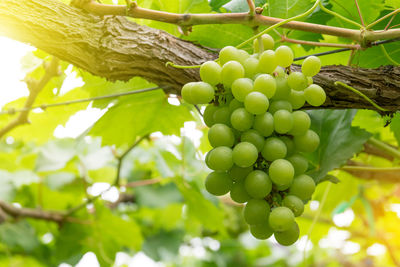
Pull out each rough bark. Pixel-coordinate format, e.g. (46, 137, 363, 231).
(0, 0, 400, 111)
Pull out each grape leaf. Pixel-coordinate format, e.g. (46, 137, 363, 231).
(36, 139, 76, 172)
(223, 0, 266, 13)
(0, 221, 40, 253)
(390, 112, 400, 146)
(89, 90, 193, 146)
(142, 230, 184, 261)
(265, 0, 313, 19)
(307, 109, 372, 183)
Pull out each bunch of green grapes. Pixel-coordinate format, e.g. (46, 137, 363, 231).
(181, 34, 325, 246)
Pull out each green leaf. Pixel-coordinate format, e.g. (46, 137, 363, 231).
(45, 172, 76, 190)
(90, 90, 193, 146)
(135, 183, 183, 208)
(307, 109, 372, 183)
(0, 170, 16, 201)
(142, 230, 184, 261)
(265, 0, 313, 19)
(0, 221, 40, 252)
(36, 139, 76, 172)
(209, 0, 231, 11)
(223, 0, 267, 12)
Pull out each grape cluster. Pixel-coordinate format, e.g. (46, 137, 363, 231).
(181, 34, 326, 246)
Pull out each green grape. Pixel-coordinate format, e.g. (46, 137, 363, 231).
(190, 82, 215, 104)
(269, 206, 295, 232)
(200, 61, 221, 86)
(302, 56, 321, 77)
(221, 61, 245, 88)
(181, 82, 196, 104)
(253, 34, 275, 53)
(275, 45, 294, 68)
(243, 199, 270, 225)
(229, 165, 253, 182)
(307, 76, 313, 85)
(244, 170, 272, 199)
(237, 49, 250, 65)
(230, 181, 251, 203)
(241, 129, 265, 152)
(250, 223, 273, 239)
(253, 74, 276, 98)
(280, 136, 295, 156)
(268, 159, 294, 186)
(274, 221, 300, 246)
(273, 66, 286, 78)
(229, 98, 244, 112)
(304, 84, 326, 106)
(273, 110, 293, 134)
(288, 111, 310, 136)
(230, 108, 254, 131)
(289, 174, 315, 201)
(208, 124, 235, 148)
(253, 112, 274, 137)
(288, 90, 305, 110)
(276, 183, 291, 191)
(232, 142, 258, 168)
(261, 137, 287, 161)
(272, 77, 291, 100)
(243, 57, 259, 79)
(231, 78, 253, 102)
(219, 46, 239, 65)
(203, 104, 218, 127)
(293, 129, 320, 153)
(258, 50, 278, 74)
(244, 92, 269, 115)
(287, 72, 308, 91)
(282, 195, 304, 217)
(269, 100, 292, 114)
(205, 171, 233, 196)
(213, 106, 231, 125)
(286, 153, 308, 175)
(206, 146, 233, 171)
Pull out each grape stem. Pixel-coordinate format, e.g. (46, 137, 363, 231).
(334, 81, 389, 112)
(367, 137, 400, 160)
(165, 62, 201, 69)
(246, 0, 256, 15)
(280, 35, 361, 49)
(353, 0, 365, 27)
(318, 1, 363, 29)
(341, 166, 400, 172)
(367, 8, 400, 30)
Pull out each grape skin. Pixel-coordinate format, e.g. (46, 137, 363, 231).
(258, 50, 278, 74)
(244, 92, 269, 115)
(289, 174, 316, 201)
(253, 74, 276, 98)
(253, 112, 274, 137)
(231, 78, 253, 102)
(208, 123, 235, 148)
(275, 45, 294, 68)
(221, 61, 245, 88)
(244, 170, 272, 199)
(205, 171, 233, 196)
(230, 108, 254, 131)
(302, 56, 321, 77)
(304, 84, 326, 106)
(250, 223, 273, 239)
(268, 159, 294, 186)
(269, 206, 295, 232)
(261, 137, 287, 162)
(230, 181, 251, 203)
(200, 61, 221, 86)
(206, 146, 233, 171)
(232, 142, 258, 168)
(243, 199, 270, 225)
(229, 165, 253, 182)
(241, 129, 265, 152)
(282, 195, 304, 217)
(294, 129, 320, 153)
(253, 34, 275, 53)
(274, 221, 300, 246)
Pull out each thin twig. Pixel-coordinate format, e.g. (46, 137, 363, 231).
(381, 45, 400, 65)
(281, 36, 360, 49)
(0, 57, 60, 138)
(123, 178, 163, 188)
(367, 8, 400, 30)
(0, 86, 163, 116)
(114, 134, 150, 186)
(246, 0, 255, 15)
(385, 13, 398, 31)
(318, 1, 363, 29)
(354, 0, 365, 27)
(367, 137, 400, 159)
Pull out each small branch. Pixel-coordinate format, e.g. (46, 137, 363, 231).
(318, 1, 363, 29)
(0, 86, 163, 116)
(363, 142, 395, 161)
(123, 177, 163, 188)
(114, 134, 150, 187)
(367, 137, 400, 160)
(385, 13, 398, 31)
(0, 57, 60, 138)
(367, 8, 400, 30)
(281, 35, 361, 49)
(341, 161, 400, 183)
(0, 200, 87, 224)
(246, 0, 255, 15)
(354, 0, 365, 27)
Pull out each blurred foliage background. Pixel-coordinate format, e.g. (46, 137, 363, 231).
(1, 0, 400, 266)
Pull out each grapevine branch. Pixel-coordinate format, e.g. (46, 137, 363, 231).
(71, 0, 400, 43)
(0, 57, 60, 138)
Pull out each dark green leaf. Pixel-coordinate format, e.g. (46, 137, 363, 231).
(135, 183, 183, 208)
(142, 230, 184, 261)
(0, 221, 40, 252)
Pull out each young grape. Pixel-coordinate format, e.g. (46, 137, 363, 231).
(203, 104, 218, 127)
(231, 78, 253, 102)
(274, 221, 300, 246)
(250, 223, 273, 239)
(269, 206, 295, 232)
(280, 136, 295, 156)
(269, 100, 292, 114)
(272, 77, 291, 100)
(273, 109, 293, 134)
(208, 123, 235, 148)
(287, 72, 308, 91)
(286, 153, 308, 175)
(275, 45, 294, 67)
(253, 34, 275, 53)
(243, 199, 270, 225)
(205, 171, 233, 196)
(301, 56, 321, 77)
(293, 129, 320, 153)
(213, 106, 231, 125)
(219, 46, 239, 65)
(244, 92, 269, 115)
(258, 50, 278, 74)
(206, 146, 233, 171)
(261, 137, 287, 161)
(289, 174, 316, 201)
(230, 181, 251, 203)
(229, 98, 244, 112)
(200, 61, 221, 86)
(253, 112, 274, 137)
(221, 61, 245, 88)
(228, 165, 253, 182)
(230, 108, 254, 131)
(253, 74, 276, 98)
(240, 129, 265, 152)
(288, 90, 306, 110)
(282, 195, 304, 217)
(244, 170, 272, 199)
(288, 111, 311, 136)
(268, 159, 294, 186)
(304, 84, 326, 106)
(243, 57, 259, 79)
(232, 142, 258, 168)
